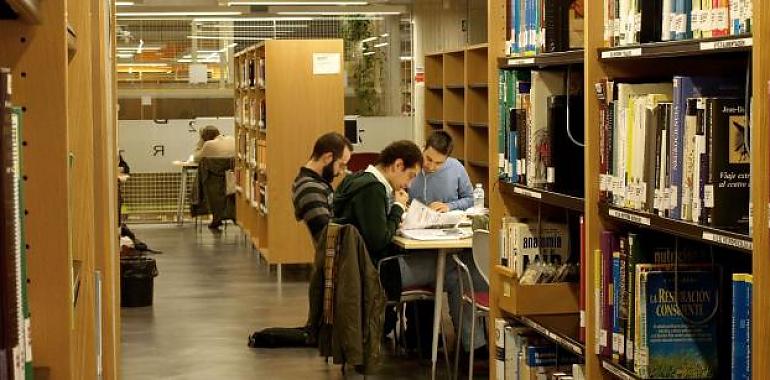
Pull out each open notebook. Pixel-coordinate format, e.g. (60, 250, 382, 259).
(399, 201, 472, 240)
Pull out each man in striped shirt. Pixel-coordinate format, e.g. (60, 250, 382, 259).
(292, 132, 353, 243)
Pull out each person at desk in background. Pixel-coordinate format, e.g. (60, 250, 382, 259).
(193, 125, 235, 161)
(292, 132, 353, 244)
(333, 140, 423, 299)
(408, 131, 473, 212)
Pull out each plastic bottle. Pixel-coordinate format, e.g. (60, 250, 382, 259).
(473, 183, 485, 209)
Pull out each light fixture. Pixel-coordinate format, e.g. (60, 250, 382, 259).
(115, 1, 135, 5)
(399, 56, 412, 61)
(373, 42, 388, 48)
(117, 63, 169, 67)
(191, 17, 313, 22)
(360, 36, 377, 43)
(276, 11, 400, 15)
(198, 24, 309, 28)
(116, 53, 135, 59)
(117, 11, 243, 17)
(228, 1, 367, 5)
(187, 36, 271, 41)
(117, 46, 161, 51)
(195, 30, 294, 34)
(363, 51, 375, 56)
(380, 33, 389, 37)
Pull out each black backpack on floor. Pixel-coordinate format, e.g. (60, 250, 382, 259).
(248, 326, 314, 348)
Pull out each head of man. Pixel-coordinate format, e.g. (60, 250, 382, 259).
(200, 125, 220, 142)
(376, 140, 423, 190)
(310, 132, 353, 183)
(422, 131, 453, 174)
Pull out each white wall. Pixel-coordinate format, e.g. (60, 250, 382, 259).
(355, 116, 414, 153)
(118, 117, 234, 173)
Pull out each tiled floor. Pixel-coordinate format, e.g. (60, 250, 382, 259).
(120, 224, 486, 380)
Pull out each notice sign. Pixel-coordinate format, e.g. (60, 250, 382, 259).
(313, 53, 341, 75)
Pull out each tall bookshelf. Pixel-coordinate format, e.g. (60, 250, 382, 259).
(0, 0, 119, 378)
(486, 1, 769, 380)
(424, 44, 491, 196)
(234, 39, 344, 272)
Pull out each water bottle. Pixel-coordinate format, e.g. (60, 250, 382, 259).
(473, 183, 485, 209)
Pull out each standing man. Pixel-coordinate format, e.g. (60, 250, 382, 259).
(292, 132, 353, 243)
(408, 131, 474, 212)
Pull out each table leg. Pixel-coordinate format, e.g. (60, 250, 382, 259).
(431, 249, 447, 379)
(177, 168, 188, 225)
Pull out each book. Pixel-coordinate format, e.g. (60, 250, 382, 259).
(496, 318, 506, 380)
(731, 273, 751, 380)
(579, 215, 586, 343)
(504, 220, 571, 279)
(636, 269, 720, 379)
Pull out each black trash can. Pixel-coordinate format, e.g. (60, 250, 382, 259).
(120, 255, 158, 307)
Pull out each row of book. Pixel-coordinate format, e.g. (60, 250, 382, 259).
(495, 319, 586, 380)
(497, 69, 584, 198)
(499, 217, 574, 283)
(0, 68, 33, 380)
(238, 56, 266, 89)
(506, 0, 584, 56)
(603, 0, 753, 47)
(589, 230, 751, 379)
(594, 77, 750, 232)
(235, 96, 266, 130)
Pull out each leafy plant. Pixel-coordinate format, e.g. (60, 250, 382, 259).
(342, 19, 384, 116)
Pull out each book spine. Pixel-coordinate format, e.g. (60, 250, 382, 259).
(731, 273, 752, 380)
(499, 70, 508, 179)
(495, 318, 506, 380)
(504, 325, 521, 380)
(600, 231, 614, 357)
(625, 233, 639, 369)
(636, 271, 650, 378)
(594, 248, 603, 355)
(607, 100, 615, 204)
(612, 250, 622, 362)
(669, 77, 685, 220)
(692, 0, 703, 38)
(694, 98, 707, 224)
(579, 215, 586, 343)
(662, 0, 672, 40)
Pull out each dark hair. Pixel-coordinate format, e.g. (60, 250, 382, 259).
(310, 132, 353, 161)
(200, 125, 220, 142)
(376, 140, 423, 169)
(425, 130, 453, 155)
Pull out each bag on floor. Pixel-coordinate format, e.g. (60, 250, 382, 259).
(248, 327, 313, 348)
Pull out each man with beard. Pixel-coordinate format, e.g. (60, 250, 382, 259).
(292, 132, 353, 244)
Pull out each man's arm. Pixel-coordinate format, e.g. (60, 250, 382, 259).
(448, 167, 475, 210)
(352, 184, 404, 258)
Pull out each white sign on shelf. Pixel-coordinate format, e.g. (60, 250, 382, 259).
(513, 186, 543, 199)
(506, 57, 535, 66)
(601, 48, 642, 59)
(313, 53, 341, 75)
(701, 232, 752, 251)
(699, 37, 752, 51)
(609, 208, 651, 226)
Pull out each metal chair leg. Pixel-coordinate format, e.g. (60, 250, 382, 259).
(454, 301, 464, 380)
(467, 303, 478, 380)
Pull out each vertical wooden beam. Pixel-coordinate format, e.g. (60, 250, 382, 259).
(0, 0, 73, 377)
(751, 1, 770, 378)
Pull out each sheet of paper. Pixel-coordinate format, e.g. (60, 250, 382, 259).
(401, 200, 466, 230)
(399, 228, 472, 241)
(313, 53, 341, 75)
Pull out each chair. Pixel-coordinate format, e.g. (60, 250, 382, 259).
(347, 152, 379, 173)
(453, 229, 490, 380)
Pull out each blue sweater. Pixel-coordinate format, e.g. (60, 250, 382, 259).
(408, 158, 474, 211)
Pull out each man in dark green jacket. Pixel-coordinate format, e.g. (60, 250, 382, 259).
(333, 140, 423, 297)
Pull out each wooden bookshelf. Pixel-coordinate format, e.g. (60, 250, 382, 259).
(423, 44, 491, 197)
(0, 0, 118, 378)
(487, 0, 768, 379)
(234, 40, 344, 269)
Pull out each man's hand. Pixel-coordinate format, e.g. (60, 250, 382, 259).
(394, 189, 409, 206)
(429, 202, 450, 213)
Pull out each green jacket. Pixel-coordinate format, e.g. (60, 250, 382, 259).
(332, 171, 404, 264)
(191, 157, 235, 222)
(308, 224, 386, 374)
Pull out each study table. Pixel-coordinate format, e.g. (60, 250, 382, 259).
(172, 160, 198, 225)
(392, 229, 472, 380)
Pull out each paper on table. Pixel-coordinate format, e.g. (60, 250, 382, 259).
(401, 200, 466, 230)
(399, 228, 472, 241)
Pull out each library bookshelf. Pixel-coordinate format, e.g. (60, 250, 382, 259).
(486, 0, 769, 379)
(234, 39, 344, 269)
(0, 0, 119, 378)
(424, 44, 491, 196)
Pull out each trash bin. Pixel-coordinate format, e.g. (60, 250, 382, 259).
(120, 255, 158, 307)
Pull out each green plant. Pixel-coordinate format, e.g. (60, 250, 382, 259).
(342, 19, 384, 116)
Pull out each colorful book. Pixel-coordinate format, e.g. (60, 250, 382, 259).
(731, 273, 752, 380)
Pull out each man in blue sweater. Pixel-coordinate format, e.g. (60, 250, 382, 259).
(402, 131, 488, 356)
(408, 131, 474, 212)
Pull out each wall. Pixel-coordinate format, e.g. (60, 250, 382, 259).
(355, 116, 414, 153)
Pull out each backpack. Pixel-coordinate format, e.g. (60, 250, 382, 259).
(248, 326, 314, 348)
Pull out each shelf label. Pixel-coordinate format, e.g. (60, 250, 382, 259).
(513, 186, 543, 199)
(601, 48, 642, 59)
(702, 232, 752, 251)
(609, 208, 651, 226)
(506, 57, 535, 66)
(699, 37, 752, 51)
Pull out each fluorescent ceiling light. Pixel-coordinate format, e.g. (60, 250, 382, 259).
(228, 1, 367, 5)
(117, 63, 169, 67)
(116, 53, 135, 58)
(187, 35, 271, 41)
(116, 46, 161, 51)
(177, 59, 220, 63)
(363, 51, 375, 56)
(399, 56, 412, 61)
(117, 11, 242, 17)
(277, 11, 400, 15)
(192, 17, 313, 22)
(198, 24, 309, 28)
(360, 36, 377, 43)
(115, 1, 135, 5)
(373, 42, 388, 48)
(196, 30, 294, 34)
(380, 33, 389, 37)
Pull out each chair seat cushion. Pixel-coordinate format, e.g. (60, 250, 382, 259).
(463, 291, 489, 308)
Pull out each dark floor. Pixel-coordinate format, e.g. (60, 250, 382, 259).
(121, 224, 485, 380)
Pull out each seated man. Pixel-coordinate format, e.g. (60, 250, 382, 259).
(193, 125, 235, 161)
(408, 131, 473, 212)
(406, 131, 489, 355)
